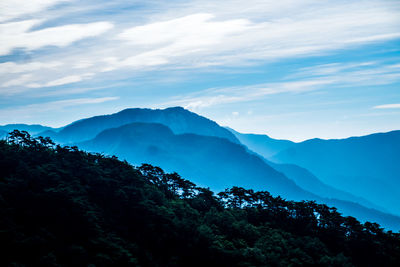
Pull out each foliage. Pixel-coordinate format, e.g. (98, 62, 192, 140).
(1, 130, 399, 266)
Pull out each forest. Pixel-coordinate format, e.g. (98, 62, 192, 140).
(1, 130, 400, 266)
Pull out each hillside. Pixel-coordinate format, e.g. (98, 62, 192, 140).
(41, 107, 239, 144)
(77, 123, 400, 230)
(0, 130, 6, 139)
(272, 131, 400, 215)
(228, 128, 295, 158)
(267, 161, 384, 212)
(0, 124, 57, 135)
(78, 122, 310, 200)
(226, 128, 384, 212)
(1, 131, 400, 266)
(3, 108, 399, 227)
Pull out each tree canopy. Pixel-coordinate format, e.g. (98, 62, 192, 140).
(1, 130, 399, 266)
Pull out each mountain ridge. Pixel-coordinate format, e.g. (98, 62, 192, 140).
(272, 130, 400, 215)
(76, 121, 400, 230)
(41, 107, 239, 144)
(228, 127, 384, 211)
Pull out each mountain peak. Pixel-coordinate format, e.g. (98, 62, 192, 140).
(42, 107, 240, 145)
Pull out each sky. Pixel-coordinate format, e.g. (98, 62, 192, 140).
(0, 0, 399, 141)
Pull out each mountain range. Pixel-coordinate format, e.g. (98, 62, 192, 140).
(42, 107, 239, 144)
(270, 131, 400, 215)
(229, 129, 388, 212)
(1, 107, 399, 230)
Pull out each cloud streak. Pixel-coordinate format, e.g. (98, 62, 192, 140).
(164, 79, 334, 110)
(0, 20, 113, 55)
(0, 96, 119, 122)
(1, 0, 399, 95)
(373, 104, 400, 109)
(0, 0, 70, 23)
(163, 60, 400, 110)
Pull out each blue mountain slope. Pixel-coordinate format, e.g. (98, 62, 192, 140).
(266, 161, 386, 212)
(228, 128, 381, 211)
(0, 130, 7, 139)
(78, 122, 308, 199)
(227, 128, 295, 158)
(77, 122, 400, 230)
(41, 107, 239, 144)
(0, 124, 58, 135)
(272, 131, 400, 216)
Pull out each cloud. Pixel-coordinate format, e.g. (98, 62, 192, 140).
(0, 20, 113, 55)
(111, 3, 400, 70)
(1, 73, 95, 93)
(0, 0, 70, 22)
(0, 0, 399, 96)
(288, 61, 400, 87)
(2, 74, 34, 87)
(118, 13, 250, 53)
(28, 73, 94, 88)
(162, 60, 400, 111)
(0, 61, 63, 74)
(0, 96, 119, 118)
(165, 79, 334, 110)
(373, 103, 400, 109)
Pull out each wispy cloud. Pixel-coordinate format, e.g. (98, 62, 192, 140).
(161, 59, 400, 111)
(164, 79, 334, 110)
(373, 103, 400, 109)
(28, 73, 95, 88)
(0, 96, 119, 122)
(0, 61, 63, 74)
(3, 96, 119, 111)
(1, 72, 95, 94)
(0, 20, 113, 56)
(287, 61, 400, 87)
(0, 0, 70, 23)
(0, 0, 399, 95)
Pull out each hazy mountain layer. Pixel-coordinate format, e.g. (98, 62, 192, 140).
(0, 130, 7, 139)
(267, 161, 386, 212)
(78, 122, 308, 199)
(41, 107, 239, 144)
(272, 131, 400, 215)
(228, 128, 295, 158)
(77, 122, 400, 230)
(229, 129, 381, 211)
(4, 107, 399, 227)
(0, 124, 58, 135)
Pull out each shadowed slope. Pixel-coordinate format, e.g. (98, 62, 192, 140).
(229, 128, 381, 212)
(0, 124, 58, 135)
(273, 131, 400, 215)
(78, 122, 307, 199)
(77, 123, 400, 230)
(227, 127, 295, 158)
(42, 107, 239, 144)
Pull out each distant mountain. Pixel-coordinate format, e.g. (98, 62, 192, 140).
(272, 131, 400, 216)
(0, 130, 7, 139)
(77, 122, 400, 230)
(0, 124, 58, 135)
(42, 107, 239, 144)
(266, 161, 385, 212)
(229, 128, 381, 211)
(3, 108, 399, 228)
(78, 122, 309, 199)
(228, 128, 295, 158)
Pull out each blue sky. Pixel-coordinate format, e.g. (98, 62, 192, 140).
(0, 0, 399, 141)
